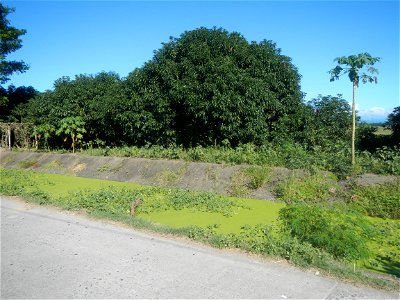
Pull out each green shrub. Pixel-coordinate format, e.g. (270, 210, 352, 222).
(243, 165, 270, 189)
(59, 187, 145, 214)
(275, 171, 341, 204)
(168, 190, 245, 217)
(279, 204, 372, 260)
(358, 147, 400, 175)
(351, 179, 400, 219)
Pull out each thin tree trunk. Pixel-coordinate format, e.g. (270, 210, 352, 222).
(351, 83, 356, 167)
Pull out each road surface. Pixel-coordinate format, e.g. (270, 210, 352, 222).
(1, 196, 398, 299)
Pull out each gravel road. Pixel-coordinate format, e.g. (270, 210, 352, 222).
(1, 196, 398, 299)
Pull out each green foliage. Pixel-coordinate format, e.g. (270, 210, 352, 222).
(167, 190, 242, 217)
(275, 171, 341, 204)
(358, 146, 400, 175)
(25, 72, 124, 147)
(77, 142, 399, 178)
(279, 204, 373, 260)
(329, 52, 380, 167)
(365, 219, 400, 277)
(59, 188, 142, 214)
(0, 4, 29, 84)
(128, 27, 303, 147)
(351, 179, 400, 219)
(387, 107, 400, 145)
(303, 94, 351, 148)
(0, 85, 37, 122)
(0, 168, 33, 195)
(329, 53, 380, 87)
(56, 116, 86, 153)
(32, 123, 56, 149)
(243, 165, 270, 189)
(24, 28, 303, 148)
(229, 165, 270, 197)
(1, 168, 399, 286)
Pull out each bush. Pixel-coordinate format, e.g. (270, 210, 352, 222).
(351, 179, 400, 219)
(275, 170, 341, 204)
(358, 146, 400, 175)
(279, 204, 372, 260)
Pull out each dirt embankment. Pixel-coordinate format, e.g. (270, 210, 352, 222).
(0, 150, 397, 200)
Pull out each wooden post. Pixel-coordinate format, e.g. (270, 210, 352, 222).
(8, 125, 11, 150)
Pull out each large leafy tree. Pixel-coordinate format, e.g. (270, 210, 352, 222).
(329, 53, 380, 167)
(0, 84, 37, 121)
(0, 4, 29, 84)
(304, 94, 352, 148)
(128, 27, 303, 147)
(25, 72, 125, 146)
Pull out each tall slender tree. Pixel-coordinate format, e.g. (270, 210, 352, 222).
(329, 53, 380, 168)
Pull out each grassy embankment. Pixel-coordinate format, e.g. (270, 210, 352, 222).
(0, 167, 399, 291)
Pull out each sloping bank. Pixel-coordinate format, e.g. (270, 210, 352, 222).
(0, 150, 293, 200)
(2, 150, 397, 199)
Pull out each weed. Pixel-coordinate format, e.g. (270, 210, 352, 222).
(43, 160, 64, 169)
(350, 179, 400, 219)
(155, 164, 187, 185)
(243, 165, 270, 189)
(1, 168, 398, 289)
(168, 190, 243, 217)
(18, 159, 39, 169)
(275, 170, 342, 204)
(68, 163, 87, 174)
(97, 163, 113, 173)
(229, 170, 250, 197)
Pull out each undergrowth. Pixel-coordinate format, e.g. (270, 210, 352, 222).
(0, 168, 399, 291)
(28, 142, 400, 178)
(350, 179, 400, 219)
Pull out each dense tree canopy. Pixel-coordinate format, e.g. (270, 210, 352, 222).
(0, 84, 37, 121)
(303, 94, 352, 147)
(127, 27, 303, 147)
(19, 27, 388, 153)
(24, 27, 305, 148)
(24, 72, 124, 146)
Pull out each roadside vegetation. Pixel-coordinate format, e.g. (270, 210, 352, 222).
(1, 16, 399, 292)
(1, 168, 398, 291)
(1, 28, 399, 180)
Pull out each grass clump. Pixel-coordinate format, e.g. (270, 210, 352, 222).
(229, 165, 270, 197)
(275, 170, 341, 204)
(243, 165, 270, 189)
(17, 159, 39, 169)
(167, 190, 245, 217)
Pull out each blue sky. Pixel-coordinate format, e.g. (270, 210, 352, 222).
(4, 0, 400, 122)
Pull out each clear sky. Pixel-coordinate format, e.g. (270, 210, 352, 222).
(4, 0, 400, 122)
